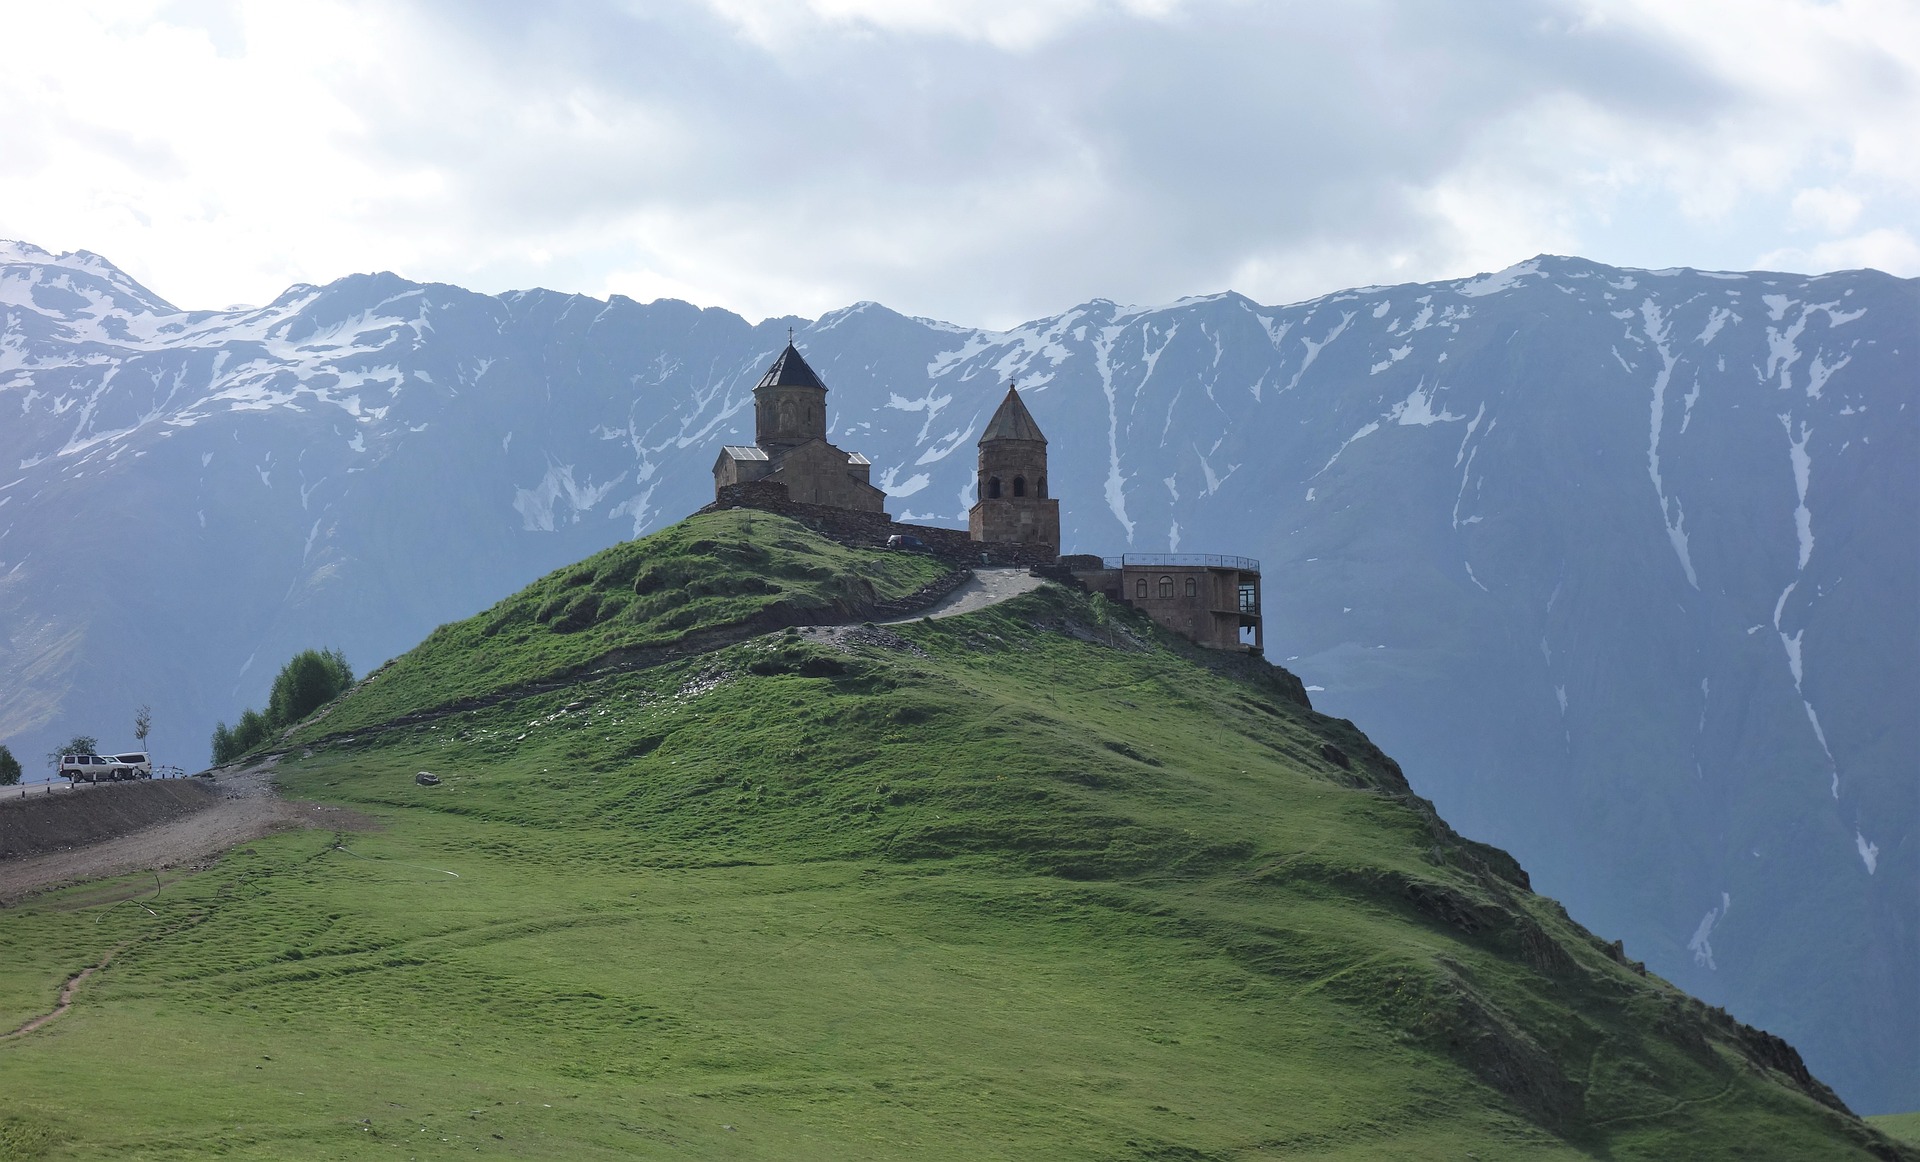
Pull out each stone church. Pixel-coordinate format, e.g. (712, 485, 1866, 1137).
(712, 342, 887, 512)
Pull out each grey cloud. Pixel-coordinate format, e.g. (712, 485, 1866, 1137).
(221, 0, 1888, 323)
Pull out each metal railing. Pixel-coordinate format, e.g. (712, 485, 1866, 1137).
(1101, 553, 1260, 574)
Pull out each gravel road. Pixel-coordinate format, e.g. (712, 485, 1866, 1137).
(0, 761, 370, 906)
(885, 567, 1044, 622)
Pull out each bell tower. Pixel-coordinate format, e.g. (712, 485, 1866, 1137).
(969, 383, 1060, 557)
(754, 337, 829, 451)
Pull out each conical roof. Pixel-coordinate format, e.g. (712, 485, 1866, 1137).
(756, 343, 827, 391)
(981, 385, 1046, 443)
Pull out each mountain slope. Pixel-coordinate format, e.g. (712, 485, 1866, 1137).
(0, 241, 1913, 1111)
(0, 511, 1905, 1159)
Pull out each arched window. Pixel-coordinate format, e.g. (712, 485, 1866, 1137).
(1135, 577, 1148, 599)
(987, 476, 1002, 499)
(1158, 576, 1174, 598)
(779, 399, 797, 431)
(1184, 576, 1198, 598)
(1037, 475, 1047, 499)
(1012, 476, 1026, 497)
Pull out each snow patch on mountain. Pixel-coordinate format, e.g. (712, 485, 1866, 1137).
(1641, 300, 1699, 589)
(513, 463, 627, 532)
(1455, 258, 1542, 298)
(1688, 892, 1731, 970)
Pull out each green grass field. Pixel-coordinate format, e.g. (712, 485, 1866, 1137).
(1874, 1114, 1920, 1146)
(0, 514, 1905, 1159)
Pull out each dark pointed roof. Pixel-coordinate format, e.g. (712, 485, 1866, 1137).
(756, 343, 827, 391)
(981, 385, 1046, 443)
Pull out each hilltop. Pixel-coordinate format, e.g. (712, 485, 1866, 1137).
(0, 511, 1904, 1159)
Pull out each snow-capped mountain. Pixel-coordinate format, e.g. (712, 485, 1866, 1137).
(2, 240, 1913, 1112)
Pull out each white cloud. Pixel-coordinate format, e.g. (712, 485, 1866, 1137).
(702, 0, 1184, 52)
(0, 0, 1912, 326)
(1759, 228, 1920, 277)
(1791, 187, 1865, 234)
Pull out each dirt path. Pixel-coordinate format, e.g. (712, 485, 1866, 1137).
(0, 762, 370, 907)
(2, 942, 131, 1038)
(884, 567, 1044, 622)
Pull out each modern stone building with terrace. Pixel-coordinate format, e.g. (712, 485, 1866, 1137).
(1070, 554, 1263, 652)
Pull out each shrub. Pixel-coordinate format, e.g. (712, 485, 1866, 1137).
(0, 745, 21, 785)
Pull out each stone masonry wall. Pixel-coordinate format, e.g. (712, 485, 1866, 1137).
(702, 480, 1059, 567)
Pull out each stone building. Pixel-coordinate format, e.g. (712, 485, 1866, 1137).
(706, 354, 1263, 653)
(1071, 554, 1263, 652)
(713, 342, 887, 512)
(967, 385, 1061, 558)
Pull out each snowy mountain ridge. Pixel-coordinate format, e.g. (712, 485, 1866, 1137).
(0, 242, 1913, 1113)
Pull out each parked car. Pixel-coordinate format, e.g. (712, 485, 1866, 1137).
(886, 534, 928, 551)
(109, 752, 153, 779)
(59, 753, 117, 782)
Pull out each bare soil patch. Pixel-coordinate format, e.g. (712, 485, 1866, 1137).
(0, 761, 375, 907)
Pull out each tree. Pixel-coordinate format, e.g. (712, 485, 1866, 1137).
(211, 648, 353, 765)
(266, 648, 353, 728)
(134, 704, 152, 748)
(48, 734, 100, 769)
(0, 745, 21, 786)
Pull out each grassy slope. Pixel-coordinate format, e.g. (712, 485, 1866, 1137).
(304, 509, 949, 737)
(0, 523, 1905, 1160)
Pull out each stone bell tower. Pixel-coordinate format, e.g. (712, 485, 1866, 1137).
(968, 383, 1060, 558)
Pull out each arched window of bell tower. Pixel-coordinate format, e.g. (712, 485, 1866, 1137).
(987, 476, 1002, 499)
(1037, 475, 1047, 499)
(1013, 476, 1026, 497)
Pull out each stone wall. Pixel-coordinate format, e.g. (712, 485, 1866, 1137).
(703, 480, 1059, 567)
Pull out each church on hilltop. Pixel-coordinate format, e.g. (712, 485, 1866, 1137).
(712, 342, 887, 513)
(709, 340, 1260, 653)
(712, 340, 1060, 558)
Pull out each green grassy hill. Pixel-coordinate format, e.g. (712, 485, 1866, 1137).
(0, 512, 1906, 1159)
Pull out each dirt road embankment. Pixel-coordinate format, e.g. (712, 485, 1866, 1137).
(0, 781, 218, 861)
(0, 765, 372, 906)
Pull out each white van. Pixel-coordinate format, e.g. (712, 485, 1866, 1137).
(110, 752, 153, 779)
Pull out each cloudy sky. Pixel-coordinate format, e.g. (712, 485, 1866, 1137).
(2, 0, 1914, 327)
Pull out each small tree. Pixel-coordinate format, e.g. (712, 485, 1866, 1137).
(134, 704, 152, 749)
(48, 734, 100, 769)
(0, 745, 21, 786)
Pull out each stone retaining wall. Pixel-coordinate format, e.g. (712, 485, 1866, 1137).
(0, 780, 217, 860)
(701, 481, 1059, 568)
